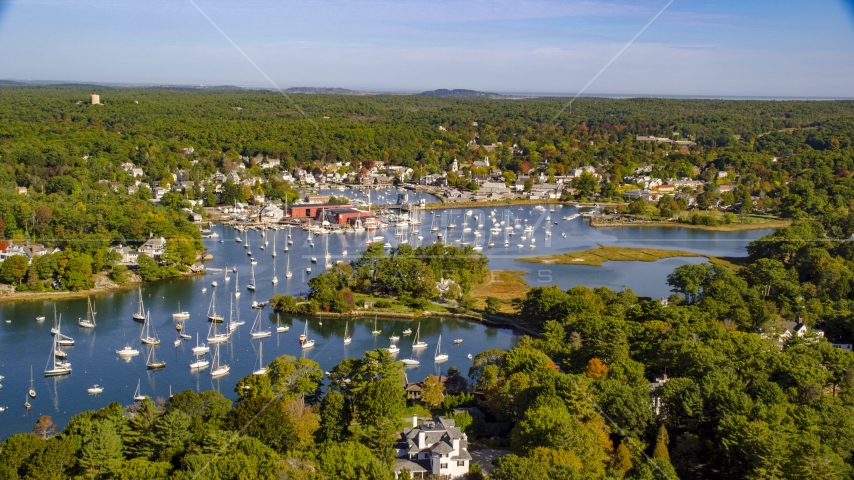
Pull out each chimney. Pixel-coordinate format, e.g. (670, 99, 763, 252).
(412, 415, 418, 428)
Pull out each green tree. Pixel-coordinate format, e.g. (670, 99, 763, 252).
(316, 441, 392, 480)
(135, 254, 160, 282)
(421, 374, 446, 407)
(355, 377, 405, 429)
(78, 420, 124, 477)
(318, 391, 351, 443)
(485, 296, 501, 314)
(572, 172, 599, 197)
(0, 255, 29, 284)
(652, 425, 670, 461)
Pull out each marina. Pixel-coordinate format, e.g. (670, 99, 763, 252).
(0, 198, 769, 437)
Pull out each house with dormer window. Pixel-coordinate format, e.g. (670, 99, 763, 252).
(395, 416, 471, 479)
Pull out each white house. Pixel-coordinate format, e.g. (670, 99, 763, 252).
(395, 416, 471, 479)
(110, 245, 138, 265)
(138, 236, 166, 259)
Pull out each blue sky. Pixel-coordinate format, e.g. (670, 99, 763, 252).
(0, 0, 853, 97)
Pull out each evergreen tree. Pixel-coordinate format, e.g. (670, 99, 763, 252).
(652, 425, 670, 461)
(318, 391, 351, 443)
(79, 420, 124, 477)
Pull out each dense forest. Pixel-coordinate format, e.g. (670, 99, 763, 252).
(3, 86, 854, 478)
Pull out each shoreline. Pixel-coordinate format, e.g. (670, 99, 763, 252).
(0, 271, 205, 305)
(589, 218, 790, 232)
(290, 308, 540, 337)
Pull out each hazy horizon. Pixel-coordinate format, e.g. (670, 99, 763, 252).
(1, 0, 853, 98)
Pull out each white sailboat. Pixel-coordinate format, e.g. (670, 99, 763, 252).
(434, 335, 449, 363)
(301, 321, 315, 349)
(228, 294, 244, 332)
(247, 263, 256, 291)
(272, 234, 277, 258)
(178, 323, 191, 339)
(139, 309, 160, 345)
(133, 287, 145, 321)
(253, 343, 267, 375)
(285, 251, 293, 279)
(276, 314, 289, 333)
(28, 366, 36, 398)
(372, 315, 381, 336)
(343, 322, 352, 345)
(172, 301, 189, 320)
(45, 335, 72, 376)
(192, 332, 210, 355)
(412, 322, 427, 349)
(133, 379, 147, 401)
(206, 316, 229, 344)
(210, 343, 230, 377)
(272, 254, 278, 284)
(207, 293, 224, 322)
(234, 270, 241, 299)
(250, 309, 271, 338)
(78, 296, 96, 328)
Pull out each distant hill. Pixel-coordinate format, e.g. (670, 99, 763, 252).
(419, 89, 510, 99)
(284, 87, 366, 95)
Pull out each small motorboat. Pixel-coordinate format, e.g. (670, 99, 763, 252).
(87, 385, 104, 395)
(467, 354, 473, 360)
(116, 345, 140, 357)
(453, 339, 463, 345)
(402, 358, 420, 366)
(190, 358, 210, 370)
(402, 328, 412, 336)
(35, 316, 45, 322)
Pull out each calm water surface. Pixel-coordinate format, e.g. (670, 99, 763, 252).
(0, 195, 771, 437)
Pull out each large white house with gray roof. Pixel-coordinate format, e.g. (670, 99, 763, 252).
(395, 415, 471, 479)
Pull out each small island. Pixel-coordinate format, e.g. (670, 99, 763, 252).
(517, 245, 737, 268)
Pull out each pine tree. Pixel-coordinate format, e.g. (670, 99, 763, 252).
(79, 420, 124, 476)
(612, 442, 633, 473)
(652, 425, 670, 461)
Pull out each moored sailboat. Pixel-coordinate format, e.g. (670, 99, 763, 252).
(343, 322, 352, 345)
(412, 322, 428, 349)
(78, 296, 96, 328)
(210, 343, 230, 377)
(139, 310, 160, 345)
(44, 335, 72, 376)
(301, 321, 315, 349)
(133, 288, 145, 322)
(207, 293, 224, 322)
(434, 335, 449, 363)
(172, 302, 189, 320)
(133, 379, 147, 401)
(250, 309, 271, 338)
(145, 346, 166, 369)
